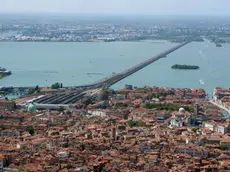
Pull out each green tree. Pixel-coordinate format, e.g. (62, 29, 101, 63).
(51, 82, 62, 89)
(127, 120, 139, 127)
(191, 128, 197, 133)
(35, 85, 39, 90)
(139, 120, 146, 127)
(65, 164, 73, 169)
(58, 106, 65, 112)
(0, 125, 5, 130)
(144, 103, 193, 112)
(26, 125, 35, 135)
(134, 104, 140, 108)
(115, 102, 128, 108)
(84, 99, 93, 106)
(219, 145, 229, 150)
(28, 88, 35, 95)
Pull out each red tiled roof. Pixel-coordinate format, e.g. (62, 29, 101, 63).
(0, 99, 14, 103)
(135, 108, 146, 111)
(119, 120, 128, 123)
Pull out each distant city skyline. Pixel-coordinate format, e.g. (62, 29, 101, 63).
(1, 0, 230, 16)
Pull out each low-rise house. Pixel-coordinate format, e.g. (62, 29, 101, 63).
(114, 94, 126, 100)
(139, 143, 152, 152)
(220, 138, 230, 148)
(0, 100, 15, 111)
(0, 114, 24, 122)
(0, 130, 19, 137)
(157, 113, 170, 121)
(176, 145, 209, 157)
(132, 99, 143, 105)
(0, 153, 6, 171)
(199, 136, 222, 145)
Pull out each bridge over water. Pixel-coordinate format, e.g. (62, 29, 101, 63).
(2, 42, 188, 91)
(76, 41, 189, 89)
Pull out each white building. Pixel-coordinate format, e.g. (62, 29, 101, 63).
(87, 110, 106, 117)
(203, 122, 230, 134)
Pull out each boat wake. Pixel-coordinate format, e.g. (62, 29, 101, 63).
(198, 46, 207, 60)
(199, 79, 205, 85)
(198, 42, 209, 60)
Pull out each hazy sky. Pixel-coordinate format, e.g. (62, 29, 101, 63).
(1, 0, 230, 16)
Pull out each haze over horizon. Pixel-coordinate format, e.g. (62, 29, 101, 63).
(1, 0, 230, 16)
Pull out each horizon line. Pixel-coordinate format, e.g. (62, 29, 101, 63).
(0, 12, 230, 17)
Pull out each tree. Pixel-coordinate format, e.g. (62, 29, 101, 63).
(65, 164, 73, 169)
(115, 102, 128, 108)
(0, 125, 5, 130)
(28, 86, 40, 95)
(127, 120, 139, 127)
(51, 82, 62, 89)
(58, 106, 65, 112)
(191, 128, 197, 133)
(219, 145, 229, 150)
(135, 104, 140, 108)
(26, 125, 35, 135)
(84, 99, 93, 106)
(28, 88, 35, 95)
(139, 120, 146, 127)
(35, 85, 39, 90)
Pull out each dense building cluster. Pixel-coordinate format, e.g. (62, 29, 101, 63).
(1, 16, 230, 43)
(1, 86, 230, 171)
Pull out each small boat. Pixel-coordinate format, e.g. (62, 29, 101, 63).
(199, 80, 204, 85)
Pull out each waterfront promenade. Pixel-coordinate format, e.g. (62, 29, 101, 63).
(210, 100, 230, 114)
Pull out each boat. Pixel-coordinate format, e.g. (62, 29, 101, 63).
(216, 43, 222, 47)
(0, 67, 12, 76)
(199, 80, 204, 85)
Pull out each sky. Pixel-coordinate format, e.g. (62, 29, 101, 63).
(1, 0, 230, 16)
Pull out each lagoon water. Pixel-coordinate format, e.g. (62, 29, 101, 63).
(0, 40, 230, 93)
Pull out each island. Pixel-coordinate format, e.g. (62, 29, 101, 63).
(171, 64, 200, 70)
(0, 67, 12, 79)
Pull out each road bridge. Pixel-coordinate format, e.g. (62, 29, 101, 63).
(73, 42, 189, 90)
(6, 42, 189, 93)
(96, 41, 189, 88)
